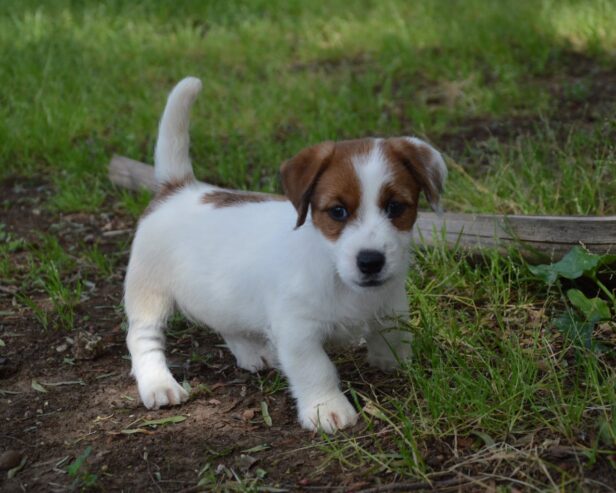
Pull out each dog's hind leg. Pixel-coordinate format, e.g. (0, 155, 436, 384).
(224, 335, 277, 373)
(125, 272, 188, 409)
(366, 288, 412, 371)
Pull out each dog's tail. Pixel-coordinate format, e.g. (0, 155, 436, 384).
(154, 77, 202, 184)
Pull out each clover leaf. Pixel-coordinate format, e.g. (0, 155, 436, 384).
(528, 246, 616, 284)
(566, 289, 611, 324)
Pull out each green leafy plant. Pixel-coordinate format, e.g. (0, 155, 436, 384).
(529, 247, 616, 352)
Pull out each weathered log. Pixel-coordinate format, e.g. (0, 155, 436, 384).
(108, 155, 159, 192)
(414, 212, 615, 259)
(108, 155, 616, 259)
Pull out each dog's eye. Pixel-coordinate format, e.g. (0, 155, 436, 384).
(328, 205, 349, 222)
(385, 200, 407, 219)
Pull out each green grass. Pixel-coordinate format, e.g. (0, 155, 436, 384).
(1, 0, 615, 213)
(0, 0, 614, 489)
(14, 233, 84, 330)
(447, 124, 616, 215)
(324, 246, 615, 485)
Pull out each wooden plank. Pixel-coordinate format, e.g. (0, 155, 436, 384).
(108, 155, 616, 259)
(416, 213, 616, 244)
(108, 154, 159, 192)
(413, 213, 615, 258)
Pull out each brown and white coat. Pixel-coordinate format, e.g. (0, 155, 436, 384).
(124, 77, 447, 433)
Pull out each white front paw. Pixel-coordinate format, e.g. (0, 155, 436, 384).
(137, 369, 188, 409)
(299, 393, 358, 433)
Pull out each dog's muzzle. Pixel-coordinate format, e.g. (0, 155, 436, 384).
(356, 250, 388, 287)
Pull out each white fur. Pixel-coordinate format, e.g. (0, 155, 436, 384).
(125, 77, 446, 433)
(333, 145, 412, 290)
(154, 76, 202, 184)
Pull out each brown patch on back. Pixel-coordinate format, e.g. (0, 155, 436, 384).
(201, 190, 287, 208)
(309, 139, 373, 241)
(141, 177, 194, 218)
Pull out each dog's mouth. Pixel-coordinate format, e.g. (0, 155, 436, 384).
(355, 277, 389, 288)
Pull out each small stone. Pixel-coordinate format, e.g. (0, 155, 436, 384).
(83, 280, 96, 290)
(0, 450, 22, 471)
(73, 331, 104, 360)
(236, 454, 257, 471)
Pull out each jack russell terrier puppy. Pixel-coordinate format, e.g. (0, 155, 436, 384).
(125, 77, 447, 433)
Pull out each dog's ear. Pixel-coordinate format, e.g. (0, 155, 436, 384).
(280, 141, 335, 228)
(384, 137, 447, 213)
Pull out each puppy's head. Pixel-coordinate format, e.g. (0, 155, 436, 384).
(281, 137, 447, 291)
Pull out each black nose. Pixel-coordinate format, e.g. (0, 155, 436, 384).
(357, 250, 385, 275)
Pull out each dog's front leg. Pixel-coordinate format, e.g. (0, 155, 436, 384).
(366, 288, 412, 371)
(275, 323, 358, 433)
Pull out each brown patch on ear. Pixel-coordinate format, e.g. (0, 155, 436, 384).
(280, 141, 335, 228)
(310, 161, 361, 241)
(309, 139, 372, 240)
(281, 139, 375, 235)
(201, 190, 287, 207)
(382, 138, 444, 209)
(141, 177, 194, 218)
